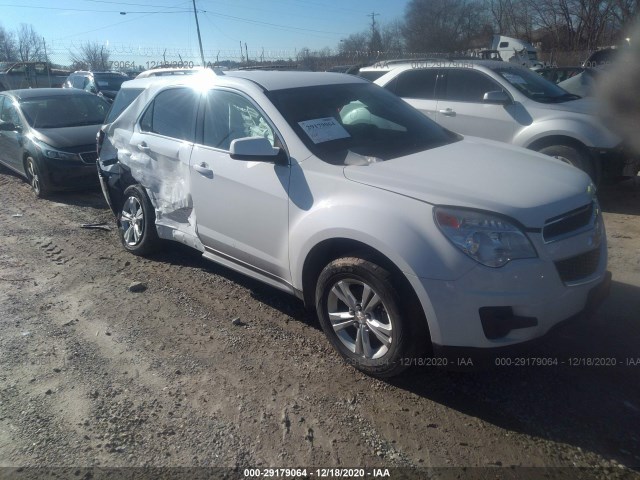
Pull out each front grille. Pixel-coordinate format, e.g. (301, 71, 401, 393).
(555, 248, 600, 283)
(543, 203, 594, 243)
(80, 151, 98, 164)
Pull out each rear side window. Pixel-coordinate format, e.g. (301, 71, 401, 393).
(393, 69, 439, 99)
(105, 88, 143, 123)
(140, 88, 198, 141)
(443, 69, 503, 102)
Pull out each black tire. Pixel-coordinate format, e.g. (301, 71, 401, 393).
(118, 185, 161, 256)
(315, 257, 424, 377)
(24, 156, 52, 198)
(537, 144, 600, 185)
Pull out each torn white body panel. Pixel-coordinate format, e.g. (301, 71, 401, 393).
(104, 80, 201, 246)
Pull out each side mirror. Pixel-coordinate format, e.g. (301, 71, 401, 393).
(0, 121, 19, 132)
(230, 137, 287, 165)
(483, 90, 511, 104)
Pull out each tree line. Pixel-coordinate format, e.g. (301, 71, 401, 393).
(2, 0, 638, 71)
(337, 0, 638, 57)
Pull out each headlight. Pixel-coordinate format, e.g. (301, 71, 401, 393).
(34, 139, 81, 161)
(434, 206, 537, 267)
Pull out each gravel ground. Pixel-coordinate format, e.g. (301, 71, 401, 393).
(0, 166, 639, 480)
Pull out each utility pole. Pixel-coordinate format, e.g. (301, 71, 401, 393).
(192, 0, 205, 66)
(367, 12, 379, 38)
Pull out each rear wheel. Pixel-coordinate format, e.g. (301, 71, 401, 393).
(315, 257, 423, 377)
(538, 144, 600, 185)
(118, 185, 161, 256)
(25, 156, 51, 198)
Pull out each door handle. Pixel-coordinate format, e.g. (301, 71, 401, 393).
(438, 108, 456, 117)
(193, 162, 213, 177)
(137, 142, 150, 151)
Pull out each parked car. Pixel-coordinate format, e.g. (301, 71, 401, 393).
(63, 71, 129, 103)
(97, 70, 610, 377)
(536, 66, 584, 84)
(0, 62, 70, 91)
(372, 60, 639, 183)
(0, 88, 109, 197)
(583, 47, 619, 67)
(556, 66, 608, 98)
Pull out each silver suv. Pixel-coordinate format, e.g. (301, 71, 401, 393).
(97, 70, 609, 377)
(363, 60, 638, 183)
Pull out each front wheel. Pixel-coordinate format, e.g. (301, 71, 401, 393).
(537, 144, 600, 185)
(118, 185, 161, 256)
(315, 257, 421, 377)
(25, 156, 52, 198)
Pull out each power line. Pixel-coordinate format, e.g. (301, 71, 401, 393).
(0, 3, 191, 13)
(205, 10, 345, 35)
(81, 0, 188, 8)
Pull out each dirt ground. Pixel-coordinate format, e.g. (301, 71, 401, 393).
(0, 166, 639, 480)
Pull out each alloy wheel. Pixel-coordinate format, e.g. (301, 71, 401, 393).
(120, 196, 144, 246)
(326, 279, 393, 360)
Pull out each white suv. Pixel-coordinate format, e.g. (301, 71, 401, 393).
(97, 70, 610, 377)
(363, 60, 638, 183)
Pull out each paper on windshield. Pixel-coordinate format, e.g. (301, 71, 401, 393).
(502, 73, 527, 85)
(298, 117, 350, 144)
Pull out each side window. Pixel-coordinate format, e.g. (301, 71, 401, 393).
(444, 69, 504, 102)
(203, 90, 275, 151)
(71, 75, 84, 89)
(499, 41, 509, 48)
(0, 98, 22, 127)
(393, 69, 439, 99)
(139, 88, 197, 141)
(84, 78, 96, 93)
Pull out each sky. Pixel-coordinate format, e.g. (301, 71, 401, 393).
(0, 0, 410, 66)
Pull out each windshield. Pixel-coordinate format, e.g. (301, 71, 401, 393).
(493, 66, 579, 103)
(267, 83, 458, 164)
(20, 95, 109, 128)
(93, 74, 127, 91)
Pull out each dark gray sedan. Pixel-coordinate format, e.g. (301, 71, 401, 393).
(0, 88, 109, 197)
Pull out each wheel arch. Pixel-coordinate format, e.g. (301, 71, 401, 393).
(525, 135, 601, 184)
(300, 237, 432, 353)
(525, 134, 589, 153)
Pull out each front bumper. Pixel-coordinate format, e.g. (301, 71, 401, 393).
(407, 228, 609, 351)
(41, 155, 100, 190)
(431, 271, 611, 368)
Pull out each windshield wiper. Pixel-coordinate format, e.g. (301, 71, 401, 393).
(558, 93, 582, 101)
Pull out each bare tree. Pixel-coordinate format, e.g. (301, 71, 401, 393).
(0, 24, 18, 62)
(380, 21, 406, 55)
(485, 0, 535, 39)
(17, 24, 45, 62)
(524, 0, 639, 50)
(338, 32, 369, 55)
(402, 0, 486, 53)
(70, 42, 111, 71)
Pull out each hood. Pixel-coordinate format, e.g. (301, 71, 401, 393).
(343, 137, 593, 228)
(31, 125, 102, 151)
(532, 96, 598, 114)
